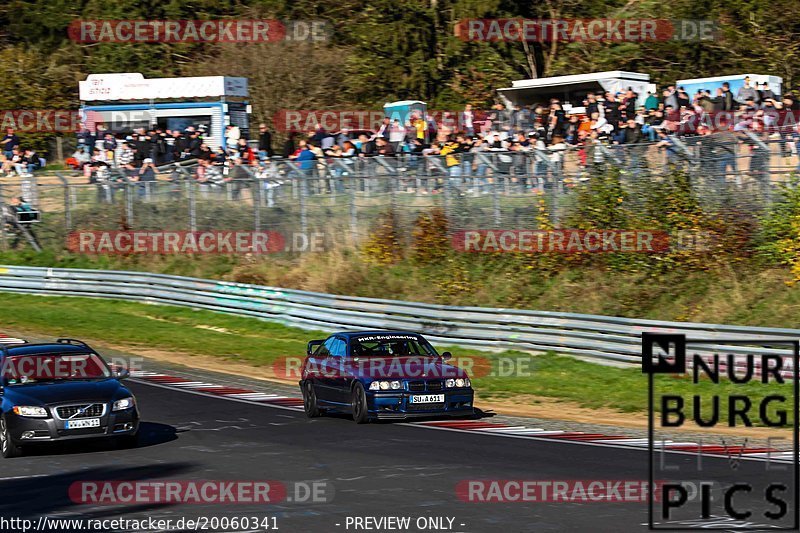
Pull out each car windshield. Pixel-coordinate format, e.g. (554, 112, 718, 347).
(2, 353, 111, 385)
(351, 336, 437, 358)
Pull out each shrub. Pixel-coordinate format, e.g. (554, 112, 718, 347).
(757, 175, 800, 282)
(411, 207, 449, 264)
(362, 207, 403, 265)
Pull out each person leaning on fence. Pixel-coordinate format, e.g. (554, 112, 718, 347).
(439, 135, 464, 177)
(257, 123, 273, 159)
(712, 120, 739, 181)
(547, 135, 567, 185)
(746, 120, 770, 191)
(226, 157, 249, 200)
(130, 158, 157, 198)
(357, 134, 376, 157)
(195, 143, 212, 161)
(375, 137, 395, 157)
(102, 133, 117, 163)
(118, 141, 134, 170)
(388, 119, 406, 153)
(655, 129, 681, 167)
(324, 143, 349, 192)
(291, 142, 316, 185)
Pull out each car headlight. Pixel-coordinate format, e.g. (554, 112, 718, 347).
(113, 397, 135, 411)
(12, 406, 48, 418)
(445, 379, 456, 388)
(446, 378, 471, 388)
(369, 381, 401, 391)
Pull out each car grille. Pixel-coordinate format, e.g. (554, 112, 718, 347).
(57, 427, 105, 436)
(426, 380, 444, 392)
(407, 381, 425, 392)
(407, 403, 445, 411)
(56, 403, 105, 419)
(406, 380, 444, 392)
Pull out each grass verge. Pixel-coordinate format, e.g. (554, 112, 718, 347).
(0, 292, 791, 427)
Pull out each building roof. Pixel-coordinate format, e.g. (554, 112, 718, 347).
(80, 73, 248, 101)
(504, 71, 650, 91)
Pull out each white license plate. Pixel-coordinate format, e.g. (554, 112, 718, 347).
(65, 418, 100, 429)
(410, 394, 445, 404)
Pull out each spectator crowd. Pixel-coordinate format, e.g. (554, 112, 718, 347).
(60, 75, 800, 194)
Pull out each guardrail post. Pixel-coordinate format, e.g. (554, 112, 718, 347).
(188, 179, 197, 232)
(300, 175, 308, 235)
(126, 181, 134, 227)
(350, 184, 358, 245)
(443, 175, 450, 213)
(492, 179, 500, 225)
(0, 183, 6, 250)
(252, 175, 261, 231)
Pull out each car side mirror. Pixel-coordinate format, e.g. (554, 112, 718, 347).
(441, 351, 452, 361)
(114, 368, 130, 380)
(307, 340, 324, 356)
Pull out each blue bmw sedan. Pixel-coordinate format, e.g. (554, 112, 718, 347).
(299, 331, 474, 423)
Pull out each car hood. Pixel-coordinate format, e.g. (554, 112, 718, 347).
(346, 356, 468, 380)
(4, 379, 126, 405)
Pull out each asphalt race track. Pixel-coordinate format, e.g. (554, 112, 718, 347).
(0, 380, 795, 533)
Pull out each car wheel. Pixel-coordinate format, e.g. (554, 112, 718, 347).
(302, 381, 321, 418)
(351, 382, 369, 424)
(0, 416, 22, 458)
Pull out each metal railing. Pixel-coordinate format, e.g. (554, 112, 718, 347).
(0, 265, 795, 368)
(0, 134, 797, 253)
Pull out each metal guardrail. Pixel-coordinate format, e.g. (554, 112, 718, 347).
(0, 265, 795, 368)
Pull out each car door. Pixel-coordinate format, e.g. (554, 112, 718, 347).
(310, 337, 337, 403)
(326, 337, 351, 404)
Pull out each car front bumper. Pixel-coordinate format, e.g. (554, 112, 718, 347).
(367, 389, 474, 419)
(6, 407, 139, 445)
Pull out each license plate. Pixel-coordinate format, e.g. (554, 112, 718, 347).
(66, 418, 100, 429)
(410, 394, 445, 404)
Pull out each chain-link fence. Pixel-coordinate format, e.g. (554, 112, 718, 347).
(1, 135, 798, 253)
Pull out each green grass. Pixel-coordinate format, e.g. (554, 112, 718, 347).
(0, 292, 323, 366)
(0, 292, 792, 425)
(3, 249, 800, 330)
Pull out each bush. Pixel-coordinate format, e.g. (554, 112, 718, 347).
(362, 207, 403, 265)
(757, 175, 800, 282)
(411, 208, 449, 265)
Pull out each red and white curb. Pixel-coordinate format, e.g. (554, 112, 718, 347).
(131, 370, 304, 409)
(0, 333, 28, 344)
(129, 370, 795, 464)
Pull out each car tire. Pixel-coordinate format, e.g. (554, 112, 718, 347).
(0, 416, 22, 458)
(351, 382, 369, 424)
(302, 381, 321, 418)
